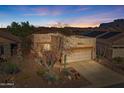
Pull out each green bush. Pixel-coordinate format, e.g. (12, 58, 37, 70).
(0, 62, 20, 74)
(36, 69, 46, 77)
(43, 72, 59, 83)
(62, 68, 70, 76)
(37, 69, 59, 83)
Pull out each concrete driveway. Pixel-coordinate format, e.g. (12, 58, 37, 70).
(69, 61, 124, 87)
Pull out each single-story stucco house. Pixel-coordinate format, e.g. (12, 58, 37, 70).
(96, 31, 124, 60)
(28, 27, 124, 62)
(28, 28, 96, 63)
(78, 30, 124, 60)
(0, 28, 21, 58)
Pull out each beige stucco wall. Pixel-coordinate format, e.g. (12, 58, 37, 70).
(33, 33, 61, 43)
(67, 36, 96, 48)
(32, 34, 96, 50)
(32, 33, 96, 62)
(33, 34, 51, 43)
(32, 33, 61, 51)
(66, 36, 96, 62)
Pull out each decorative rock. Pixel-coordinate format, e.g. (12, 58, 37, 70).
(68, 75, 72, 80)
(10, 76, 15, 81)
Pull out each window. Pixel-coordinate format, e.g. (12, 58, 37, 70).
(0, 45, 4, 55)
(43, 44, 51, 51)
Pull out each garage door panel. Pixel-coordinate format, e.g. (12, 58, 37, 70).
(66, 49, 92, 63)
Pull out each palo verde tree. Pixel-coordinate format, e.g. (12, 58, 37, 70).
(41, 50, 59, 73)
(57, 33, 72, 70)
(39, 35, 71, 76)
(50, 23, 72, 70)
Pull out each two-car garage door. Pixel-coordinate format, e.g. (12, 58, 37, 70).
(66, 48, 93, 63)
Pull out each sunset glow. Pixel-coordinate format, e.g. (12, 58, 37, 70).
(0, 5, 124, 27)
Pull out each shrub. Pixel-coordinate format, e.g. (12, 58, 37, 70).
(62, 68, 70, 76)
(43, 72, 59, 83)
(37, 69, 59, 83)
(36, 69, 46, 77)
(0, 62, 20, 74)
(113, 57, 124, 64)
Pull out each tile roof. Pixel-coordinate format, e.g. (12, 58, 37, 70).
(0, 28, 21, 43)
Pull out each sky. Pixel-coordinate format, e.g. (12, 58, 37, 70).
(0, 5, 124, 28)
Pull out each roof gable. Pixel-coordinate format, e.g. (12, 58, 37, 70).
(0, 29, 21, 43)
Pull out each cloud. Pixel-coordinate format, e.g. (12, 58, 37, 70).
(23, 6, 91, 17)
(23, 13, 48, 16)
(2, 6, 123, 28)
(23, 6, 62, 16)
(26, 6, 124, 27)
(30, 7, 48, 12)
(23, 11, 61, 16)
(62, 9, 124, 27)
(75, 6, 91, 12)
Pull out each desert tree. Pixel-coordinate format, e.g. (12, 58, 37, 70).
(57, 34, 72, 70)
(7, 21, 35, 38)
(7, 21, 35, 55)
(51, 23, 73, 70)
(41, 50, 59, 73)
(39, 34, 72, 74)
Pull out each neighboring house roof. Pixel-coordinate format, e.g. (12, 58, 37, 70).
(32, 27, 74, 36)
(32, 27, 123, 38)
(74, 30, 107, 37)
(32, 27, 106, 36)
(96, 31, 124, 45)
(0, 28, 21, 43)
(28, 27, 124, 44)
(98, 32, 122, 39)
